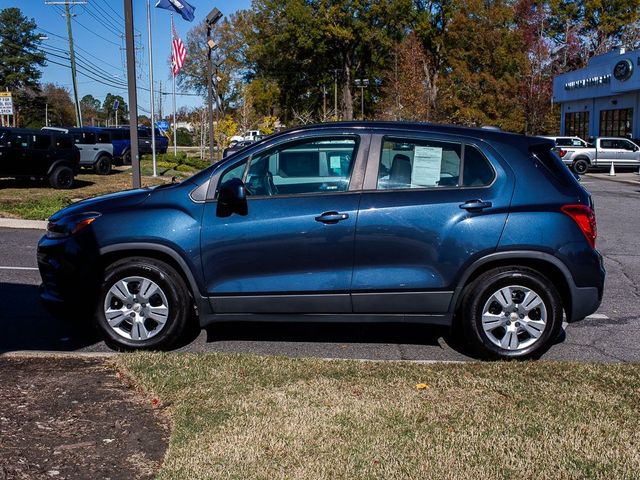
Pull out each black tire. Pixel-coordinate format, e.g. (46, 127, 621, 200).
(460, 267, 563, 360)
(572, 158, 589, 175)
(49, 165, 75, 189)
(93, 155, 112, 175)
(96, 257, 191, 351)
(122, 150, 132, 165)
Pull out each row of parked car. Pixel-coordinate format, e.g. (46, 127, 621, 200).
(0, 126, 168, 189)
(543, 135, 640, 174)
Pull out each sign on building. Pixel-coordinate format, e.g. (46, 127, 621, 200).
(0, 92, 13, 116)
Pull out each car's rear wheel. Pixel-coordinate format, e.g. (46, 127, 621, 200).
(96, 258, 191, 350)
(461, 267, 563, 359)
(572, 158, 589, 174)
(94, 155, 112, 175)
(49, 165, 74, 189)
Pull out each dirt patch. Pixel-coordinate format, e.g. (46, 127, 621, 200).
(0, 356, 168, 480)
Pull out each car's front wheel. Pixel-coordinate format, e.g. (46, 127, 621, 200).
(96, 257, 191, 350)
(461, 267, 563, 359)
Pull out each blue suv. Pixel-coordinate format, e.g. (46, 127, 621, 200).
(37, 122, 604, 359)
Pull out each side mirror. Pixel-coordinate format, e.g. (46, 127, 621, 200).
(216, 178, 248, 217)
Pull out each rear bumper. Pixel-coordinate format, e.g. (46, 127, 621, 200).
(567, 285, 603, 322)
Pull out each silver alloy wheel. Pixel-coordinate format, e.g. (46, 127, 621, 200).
(103, 276, 169, 341)
(480, 284, 548, 351)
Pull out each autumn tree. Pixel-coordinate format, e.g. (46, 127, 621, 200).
(378, 33, 431, 121)
(437, 0, 526, 132)
(42, 83, 75, 127)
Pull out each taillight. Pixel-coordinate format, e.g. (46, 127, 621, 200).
(558, 149, 567, 158)
(561, 204, 597, 248)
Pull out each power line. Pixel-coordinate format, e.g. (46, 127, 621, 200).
(81, 4, 123, 38)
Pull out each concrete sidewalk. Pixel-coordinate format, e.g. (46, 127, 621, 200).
(0, 218, 47, 229)
(584, 171, 640, 186)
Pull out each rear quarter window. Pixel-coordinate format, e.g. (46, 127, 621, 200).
(531, 146, 572, 186)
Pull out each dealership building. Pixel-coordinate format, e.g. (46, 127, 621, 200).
(552, 48, 640, 140)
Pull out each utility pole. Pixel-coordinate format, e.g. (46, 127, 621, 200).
(124, 0, 141, 188)
(322, 86, 327, 121)
(354, 79, 369, 120)
(45, 103, 49, 127)
(46, 1, 85, 127)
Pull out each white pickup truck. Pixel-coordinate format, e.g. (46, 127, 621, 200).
(554, 137, 640, 174)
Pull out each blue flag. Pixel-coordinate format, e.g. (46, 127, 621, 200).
(155, 0, 196, 22)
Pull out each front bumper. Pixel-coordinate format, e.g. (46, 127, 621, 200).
(37, 234, 100, 306)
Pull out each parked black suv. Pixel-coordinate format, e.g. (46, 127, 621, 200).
(0, 128, 80, 188)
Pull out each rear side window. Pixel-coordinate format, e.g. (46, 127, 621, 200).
(97, 133, 111, 143)
(378, 138, 462, 189)
(32, 134, 51, 150)
(82, 132, 97, 144)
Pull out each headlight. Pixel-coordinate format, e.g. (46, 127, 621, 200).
(46, 212, 101, 239)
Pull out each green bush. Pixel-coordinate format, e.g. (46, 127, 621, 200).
(175, 164, 196, 172)
(156, 161, 178, 170)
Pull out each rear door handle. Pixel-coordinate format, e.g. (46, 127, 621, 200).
(315, 211, 349, 224)
(460, 199, 492, 211)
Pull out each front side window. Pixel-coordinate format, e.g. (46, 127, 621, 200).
(55, 136, 73, 148)
(245, 137, 357, 196)
(378, 138, 462, 189)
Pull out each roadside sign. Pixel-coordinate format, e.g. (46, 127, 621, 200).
(0, 92, 13, 115)
(156, 120, 169, 131)
(113, 99, 119, 111)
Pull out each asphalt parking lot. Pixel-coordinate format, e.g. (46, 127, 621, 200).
(1, 175, 639, 361)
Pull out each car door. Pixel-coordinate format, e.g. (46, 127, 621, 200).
(1, 131, 30, 175)
(200, 133, 370, 314)
(30, 133, 54, 175)
(615, 139, 639, 165)
(595, 139, 617, 167)
(352, 133, 513, 315)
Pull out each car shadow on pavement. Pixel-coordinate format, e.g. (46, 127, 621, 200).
(0, 282, 101, 353)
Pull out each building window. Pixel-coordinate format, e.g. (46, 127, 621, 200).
(599, 108, 633, 137)
(565, 111, 589, 139)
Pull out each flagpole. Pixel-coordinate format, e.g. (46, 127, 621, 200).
(171, 14, 177, 156)
(147, 0, 157, 177)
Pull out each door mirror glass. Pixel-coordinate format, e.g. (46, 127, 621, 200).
(217, 178, 248, 217)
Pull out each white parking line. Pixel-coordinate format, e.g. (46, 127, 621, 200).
(0, 266, 39, 271)
(585, 313, 609, 320)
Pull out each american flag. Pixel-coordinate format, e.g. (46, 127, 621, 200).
(171, 20, 186, 76)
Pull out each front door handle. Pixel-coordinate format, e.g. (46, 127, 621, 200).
(459, 199, 492, 211)
(315, 211, 349, 224)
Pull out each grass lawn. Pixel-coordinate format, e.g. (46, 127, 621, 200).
(0, 159, 196, 220)
(118, 353, 640, 480)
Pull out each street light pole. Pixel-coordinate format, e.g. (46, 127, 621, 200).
(206, 8, 223, 164)
(354, 79, 369, 120)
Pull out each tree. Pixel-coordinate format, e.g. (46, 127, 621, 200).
(179, 16, 245, 114)
(0, 7, 46, 126)
(42, 83, 75, 127)
(214, 116, 238, 150)
(80, 94, 102, 125)
(436, 0, 526, 132)
(102, 93, 128, 125)
(378, 33, 431, 121)
(244, 0, 412, 122)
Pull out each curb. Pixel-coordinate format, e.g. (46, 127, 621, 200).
(0, 218, 48, 230)
(0, 351, 118, 359)
(585, 174, 640, 186)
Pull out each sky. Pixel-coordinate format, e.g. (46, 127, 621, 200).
(0, 0, 250, 119)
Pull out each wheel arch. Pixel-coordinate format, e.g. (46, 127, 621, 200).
(451, 251, 573, 319)
(98, 243, 205, 310)
(47, 160, 76, 175)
